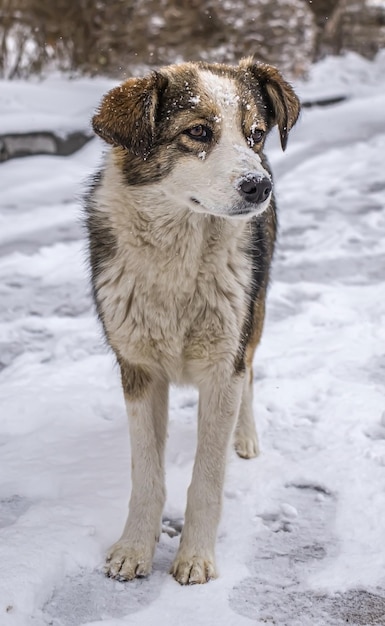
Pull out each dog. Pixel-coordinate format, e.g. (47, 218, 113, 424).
(85, 58, 300, 585)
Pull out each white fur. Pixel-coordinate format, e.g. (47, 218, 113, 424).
(95, 160, 251, 384)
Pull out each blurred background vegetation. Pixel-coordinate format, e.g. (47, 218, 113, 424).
(1, 0, 385, 79)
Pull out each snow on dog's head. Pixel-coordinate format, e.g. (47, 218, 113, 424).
(92, 59, 300, 220)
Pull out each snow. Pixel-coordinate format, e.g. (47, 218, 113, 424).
(1, 53, 385, 625)
(295, 50, 385, 102)
(368, 0, 385, 7)
(0, 75, 115, 134)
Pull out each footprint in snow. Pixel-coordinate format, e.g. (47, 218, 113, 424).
(229, 482, 350, 625)
(0, 495, 31, 529)
(42, 538, 177, 626)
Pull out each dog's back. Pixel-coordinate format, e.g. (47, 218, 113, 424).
(86, 59, 300, 584)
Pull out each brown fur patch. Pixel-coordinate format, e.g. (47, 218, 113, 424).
(92, 72, 168, 158)
(119, 358, 152, 399)
(84, 170, 118, 326)
(98, 64, 222, 186)
(239, 58, 301, 150)
(234, 203, 276, 375)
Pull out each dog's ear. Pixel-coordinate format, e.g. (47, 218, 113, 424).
(240, 59, 300, 151)
(92, 72, 168, 158)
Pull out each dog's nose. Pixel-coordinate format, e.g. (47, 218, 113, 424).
(238, 176, 272, 204)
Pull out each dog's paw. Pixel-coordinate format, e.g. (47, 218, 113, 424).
(234, 430, 259, 459)
(170, 554, 217, 585)
(104, 540, 153, 580)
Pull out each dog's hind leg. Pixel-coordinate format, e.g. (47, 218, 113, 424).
(233, 295, 266, 459)
(234, 365, 259, 459)
(170, 370, 243, 584)
(105, 364, 169, 580)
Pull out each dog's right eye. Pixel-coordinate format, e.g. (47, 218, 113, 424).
(184, 125, 212, 142)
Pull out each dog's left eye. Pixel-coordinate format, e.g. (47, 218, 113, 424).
(184, 125, 212, 142)
(251, 129, 265, 143)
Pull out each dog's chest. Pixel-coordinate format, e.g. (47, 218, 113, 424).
(96, 218, 251, 380)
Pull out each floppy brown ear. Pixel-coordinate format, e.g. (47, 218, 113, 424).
(240, 59, 300, 151)
(92, 72, 168, 158)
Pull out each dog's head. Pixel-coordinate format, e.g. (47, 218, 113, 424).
(92, 59, 300, 219)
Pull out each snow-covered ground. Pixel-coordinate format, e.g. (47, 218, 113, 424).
(1, 52, 385, 626)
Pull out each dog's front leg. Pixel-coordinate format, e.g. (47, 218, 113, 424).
(105, 366, 168, 580)
(171, 371, 243, 584)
